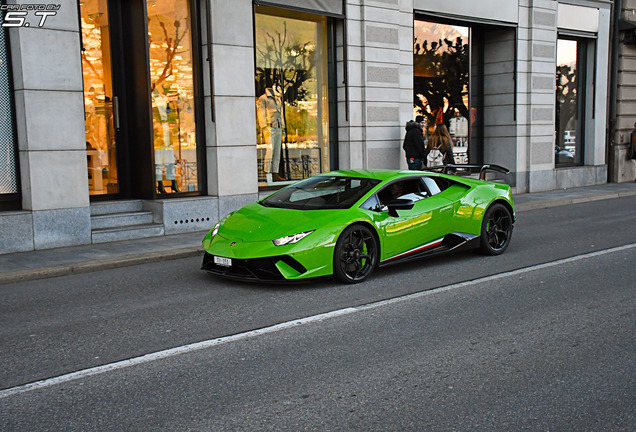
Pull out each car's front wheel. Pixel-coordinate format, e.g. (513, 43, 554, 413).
(479, 202, 513, 255)
(333, 224, 378, 283)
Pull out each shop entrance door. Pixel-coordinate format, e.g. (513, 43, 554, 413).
(80, 0, 125, 198)
(80, 0, 202, 199)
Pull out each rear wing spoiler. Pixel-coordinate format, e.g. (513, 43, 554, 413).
(425, 164, 510, 181)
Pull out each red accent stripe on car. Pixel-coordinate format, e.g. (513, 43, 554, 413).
(382, 238, 444, 263)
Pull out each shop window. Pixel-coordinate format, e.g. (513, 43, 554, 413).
(254, 5, 331, 188)
(556, 37, 585, 166)
(148, 0, 199, 194)
(81, 0, 201, 198)
(413, 19, 470, 164)
(0, 19, 20, 209)
(81, 1, 119, 196)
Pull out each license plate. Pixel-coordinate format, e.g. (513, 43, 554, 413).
(213, 256, 232, 267)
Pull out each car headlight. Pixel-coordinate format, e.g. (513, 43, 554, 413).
(273, 230, 315, 246)
(211, 223, 220, 237)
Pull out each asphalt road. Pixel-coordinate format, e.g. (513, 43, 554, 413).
(1, 196, 635, 431)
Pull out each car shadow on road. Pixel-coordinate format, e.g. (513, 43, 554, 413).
(195, 247, 502, 293)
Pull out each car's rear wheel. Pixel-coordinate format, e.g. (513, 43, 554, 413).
(479, 203, 513, 255)
(333, 224, 378, 283)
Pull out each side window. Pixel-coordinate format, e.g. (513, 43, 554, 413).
(361, 194, 381, 212)
(422, 177, 442, 196)
(377, 179, 428, 206)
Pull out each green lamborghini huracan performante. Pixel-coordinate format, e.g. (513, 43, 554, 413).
(202, 166, 515, 283)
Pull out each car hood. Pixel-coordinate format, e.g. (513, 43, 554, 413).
(218, 202, 342, 242)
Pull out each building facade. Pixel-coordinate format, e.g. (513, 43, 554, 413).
(0, 0, 617, 254)
(613, 0, 636, 182)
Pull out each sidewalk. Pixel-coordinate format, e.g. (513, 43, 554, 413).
(1, 181, 635, 285)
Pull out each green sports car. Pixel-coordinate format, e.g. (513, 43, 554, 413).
(202, 166, 515, 283)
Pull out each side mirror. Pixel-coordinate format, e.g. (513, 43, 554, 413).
(387, 198, 414, 217)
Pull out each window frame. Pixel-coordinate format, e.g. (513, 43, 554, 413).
(412, 14, 478, 165)
(555, 35, 588, 167)
(0, 20, 21, 210)
(253, 4, 338, 191)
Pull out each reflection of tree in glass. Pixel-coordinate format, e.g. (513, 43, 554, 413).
(413, 37, 468, 129)
(556, 64, 577, 143)
(256, 22, 316, 179)
(148, 11, 196, 156)
(149, 17, 188, 91)
(80, 18, 104, 84)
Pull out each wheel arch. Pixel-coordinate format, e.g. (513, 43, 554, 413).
(332, 221, 382, 283)
(478, 198, 515, 255)
(489, 198, 515, 223)
(342, 220, 382, 259)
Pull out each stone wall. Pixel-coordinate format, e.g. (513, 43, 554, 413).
(8, 0, 91, 250)
(615, 0, 636, 182)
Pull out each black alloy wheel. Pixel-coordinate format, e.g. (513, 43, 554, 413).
(479, 203, 513, 255)
(333, 224, 379, 283)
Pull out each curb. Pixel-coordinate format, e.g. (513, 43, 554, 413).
(514, 189, 636, 212)
(0, 247, 203, 285)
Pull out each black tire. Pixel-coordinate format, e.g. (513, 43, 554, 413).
(479, 203, 513, 255)
(333, 224, 379, 283)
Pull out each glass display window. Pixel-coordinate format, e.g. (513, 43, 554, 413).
(556, 37, 585, 166)
(80, 0, 119, 195)
(254, 5, 331, 188)
(80, 0, 201, 198)
(414, 19, 470, 165)
(148, 0, 198, 194)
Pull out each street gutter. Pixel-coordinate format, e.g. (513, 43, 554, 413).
(0, 247, 203, 285)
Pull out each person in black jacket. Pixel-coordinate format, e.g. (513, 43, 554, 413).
(402, 115, 427, 170)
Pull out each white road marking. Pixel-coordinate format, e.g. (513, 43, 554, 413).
(2, 242, 635, 400)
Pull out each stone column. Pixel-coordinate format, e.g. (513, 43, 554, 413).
(591, 6, 610, 173)
(517, 0, 558, 193)
(205, 0, 259, 218)
(10, 0, 91, 249)
(341, 0, 414, 170)
(613, 0, 636, 182)
(482, 28, 519, 186)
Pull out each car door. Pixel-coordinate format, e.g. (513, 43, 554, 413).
(368, 178, 454, 260)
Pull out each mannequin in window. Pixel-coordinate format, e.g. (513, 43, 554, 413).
(257, 86, 285, 181)
(152, 89, 180, 193)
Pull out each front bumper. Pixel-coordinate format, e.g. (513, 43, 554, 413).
(201, 252, 308, 282)
(201, 224, 338, 281)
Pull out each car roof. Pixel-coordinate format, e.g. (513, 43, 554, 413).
(321, 169, 432, 182)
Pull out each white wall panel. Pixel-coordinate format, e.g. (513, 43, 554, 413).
(558, 4, 599, 33)
(414, 0, 518, 24)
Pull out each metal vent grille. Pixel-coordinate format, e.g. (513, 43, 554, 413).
(0, 16, 18, 195)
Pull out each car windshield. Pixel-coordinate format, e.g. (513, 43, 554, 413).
(260, 176, 381, 210)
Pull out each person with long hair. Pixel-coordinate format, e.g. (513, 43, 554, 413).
(426, 123, 455, 167)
